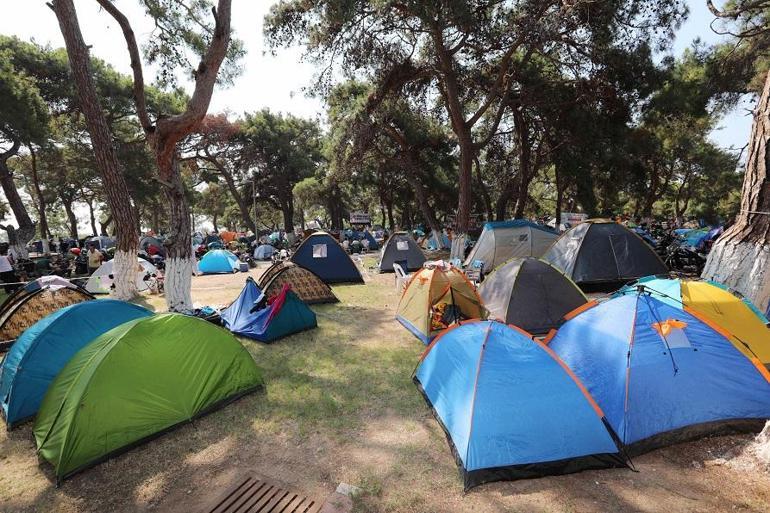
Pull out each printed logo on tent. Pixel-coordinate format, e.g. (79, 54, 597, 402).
(312, 244, 328, 258)
(518, 234, 528, 242)
(651, 319, 691, 349)
(396, 241, 410, 251)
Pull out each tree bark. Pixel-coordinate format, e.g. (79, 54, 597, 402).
(51, 0, 139, 300)
(281, 199, 295, 232)
(474, 157, 494, 221)
(100, 215, 112, 237)
(85, 197, 98, 237)
(0, 139, 36, 258)
(703, 69, 770, 312)
(28, 145, 50, 253)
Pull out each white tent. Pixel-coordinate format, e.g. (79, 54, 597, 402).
(85, 258, 158, 294)
(464, 220, 558, 273)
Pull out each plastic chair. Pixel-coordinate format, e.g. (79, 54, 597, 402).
(393, 263, 410, 291)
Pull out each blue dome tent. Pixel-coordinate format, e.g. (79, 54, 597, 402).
(291, 232, 364, 284)
(253, 244, 275, 260)
(549, 292, 770, 454)
(0, 300, 152, 428)
(198, 249, 240, 274)
(221, 278, 317, 343)
(414, 320, 626, 490)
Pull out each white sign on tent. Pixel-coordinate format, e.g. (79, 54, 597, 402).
(350, 212, 371, 224)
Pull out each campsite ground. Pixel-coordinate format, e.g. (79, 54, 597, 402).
(2, 260, 770, 513)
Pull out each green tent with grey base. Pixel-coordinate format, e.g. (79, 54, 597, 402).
(34, 314, 263, 482)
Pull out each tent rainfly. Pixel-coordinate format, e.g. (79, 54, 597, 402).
(291, 232, 364, 284)
(464, 220, 558, 273)
(34, 313, 264, 482)
(378, 232, 426, 272)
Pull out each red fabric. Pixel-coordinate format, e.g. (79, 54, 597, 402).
(266, 284, 292, 323)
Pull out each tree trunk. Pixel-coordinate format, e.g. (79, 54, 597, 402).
(51, 0, 139, 300)
(703, 69, 770, 312)
(474, 157, 494, 221)
(160, 156, 194, 312)
(281, 199, 295, 232)
(220, 168, 257, 233)
(386, 201, 395, 231)
(212, 213, 219, 233)
(86, 197, 98, 236)
(555, 164, 564, 231)
(61, 195, 79, 239)
(100, 215, 112, 237)
(0, 140, 36, 258)
(28, 146, 50, 253)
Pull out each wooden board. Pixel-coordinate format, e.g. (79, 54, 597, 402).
(206, 475, 323, 513)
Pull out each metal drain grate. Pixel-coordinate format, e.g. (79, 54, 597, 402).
(207, 476, 323, 513)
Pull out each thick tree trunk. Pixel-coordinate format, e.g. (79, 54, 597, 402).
(85, 198, 98, 237)
(703, 69, 770, 312)
(386, 201, 395, 230)
(51, 0, 139, 300)
(160, 156, 194, 312)
(0, 141, 36, 258)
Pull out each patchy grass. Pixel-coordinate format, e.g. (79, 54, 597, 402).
(2, 265, 770, 512)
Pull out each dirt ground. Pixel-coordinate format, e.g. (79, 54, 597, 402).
(2, 260, 770, 513)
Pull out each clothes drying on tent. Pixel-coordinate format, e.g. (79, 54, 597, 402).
(549, 292, 770, 454)
(253, 244, 275, 260)
(378, 232, 426, 272)
(543, 219, 667, 286)
(616, 276, 770, 367)
(0, 285, 94, 351)
(34, 313, 263, 482)
(396, 263, 485, 344)
(479, 258, 587, 335)
(0, 300, 152, 428)
(257, 261, 338, 304)
(198, 249, 240, 274)
(414, 320, 626, 490)
(221, 279, 317, 343)
(85, 258, 158, 294)
(291, 231, 364, 284)
(463, 220, 558, 273)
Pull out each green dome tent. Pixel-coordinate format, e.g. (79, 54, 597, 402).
(34, 314, 264, 482)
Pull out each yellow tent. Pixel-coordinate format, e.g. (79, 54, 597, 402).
(396, 265, 485, 343)
(681, 281, 770, 366)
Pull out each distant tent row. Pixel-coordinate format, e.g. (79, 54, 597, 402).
(464, 220, 558, 273)
(292, 232, 364, 283)
(220, 278, 317, 343)
(415, 283, 770, 490)
(379, 232, 426, 272)
(544, 219, 667, 286)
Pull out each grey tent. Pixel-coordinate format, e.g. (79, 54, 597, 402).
(543, 219, 667, 286)
(378, 232, 426, 272)
(464, 220, 558, 273)
(478, 258, 587, 335)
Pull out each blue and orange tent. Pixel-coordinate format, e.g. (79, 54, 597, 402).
(198, 249, 239, 274)
(549, 292, 770, 453)
(0, 300, 152, 428)
(221, 278, 317, 343)
(291, 232, 364, 283)
(414, 320, 626, 490)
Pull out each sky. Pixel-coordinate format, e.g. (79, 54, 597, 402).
(0, 1, 755, 233)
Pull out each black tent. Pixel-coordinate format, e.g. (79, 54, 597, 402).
(478, 258, 588, 334)
(378, 232, 426, 272)
(543, 220, 667, 286)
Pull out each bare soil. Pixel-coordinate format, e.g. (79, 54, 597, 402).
(1, 260, 769, 513)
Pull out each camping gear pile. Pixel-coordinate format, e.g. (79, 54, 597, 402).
(0, 296, 264, 482)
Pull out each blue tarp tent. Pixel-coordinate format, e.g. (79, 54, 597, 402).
(549, 293, 770, 453)
(0, 300, 152, 428)
(221, 278, 317, 343)
(198, 249, 239, 274)
(414, 320, 626, 490)
(253, 244, 275, 260)
(291, 232, 364, 283)
(425, 233, 449, 251)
